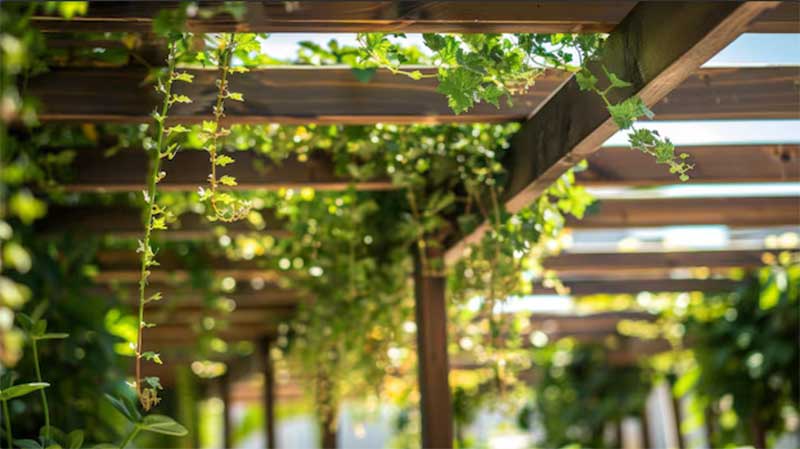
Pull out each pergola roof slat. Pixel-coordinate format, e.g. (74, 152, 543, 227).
(580, 144, 800, 186)
(28, 1, 796, 33)
(27, 66, 796, 124)
(59, 149, 392, 192)
(41, 194, 798, 239)
(568, 196, 800, 229)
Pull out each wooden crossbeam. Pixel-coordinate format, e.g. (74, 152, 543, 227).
(542, 249, 793, 277)
(567, 196, 800, 229)
(95, 284, 305, 308)
(93, 249, 284, 283)
(29, 1, 796, 34)
(445, 2, 781, 264)
(59, 149, 392, 192)
(579, 144, 800, 186)
(653, 66, 800, 120)
(144, 322, 278, 342)
(54, 141, 800, 193)
(30, 1, 636, 34)
(28, 67, 566, 124)
(535, 278, 740, 296)
(39, 205, 284, 238)
(28, 66, 796, 124)
(42, 195, 798, 240)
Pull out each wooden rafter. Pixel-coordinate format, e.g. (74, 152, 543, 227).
(28, 66, 796, 124)
(579, 144, 800, 186)
(42, 194, 798, 239)
(29, 1, 637, 34)
(58, 149, 392, 192)
(542, 249, 793, 277)
(445, 2, 782, 264)
(535, 278, 740, 296)
(567, 196, 800, 229)
(28, 1, 796, 34)
(29, 67, 565, 124)
(93, 249, 283, 283)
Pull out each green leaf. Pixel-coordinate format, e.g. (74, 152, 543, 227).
(219, 176, 238, 187)
(171, 94, 192, 104)
(145, 292, 163, 303)
(151, 217, 167, 230)
(166, 124, 188, 135)
(142, 351, 163, 364)
(575, 69, 598, 91)
(105, 394, 141, 423)
(759, 278, 781, 310)
(201, 120, 217, 134)
(66, 430, 84, 449)
(602, 66, 632, 88)
(0, 382, 49, 401)
(351, 67, 376, 83)
(143, 376, 163, 391)
(14, 439, 43, 449)
(173, 72, 194, 83)
(16, 312, 34, 332)
(437, 68, 482, 114)
(139, 415, 189, 436)
(227, 92, 244, 102)
(215, 155, 235, 167)
(673, 366, 700, 397)
(36, 333, 69, 340)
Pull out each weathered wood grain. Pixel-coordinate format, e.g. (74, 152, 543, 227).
(579, 144, 800, 186)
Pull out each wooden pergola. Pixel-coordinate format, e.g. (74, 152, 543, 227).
(28, 2, 799, 448)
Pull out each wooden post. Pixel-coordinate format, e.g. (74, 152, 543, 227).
(413, 248, 453, 448)
(221, 374, 233, 449)
(315, 370, 338, 449)
(260, 338, 277, 449)
(672, 395, 685, 449)
(321, 405, 338, 449)
(640, 410, 651, 449)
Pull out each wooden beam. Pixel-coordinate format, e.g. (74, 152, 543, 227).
(59, 149, 392, 192)
(445, 2, 780, 264)
(93, 249, 284, 283)
(578, 144, 800, 187)
(567, 196, 800, 229)
(537, 278, 740, 296)
(145, 322, 278, 343)
(543, 249, 793, 276)
(748, 2, 800, 32)
(413, 249, 453, 449)
(30, 1, 796, 34)
(39, 205, 286, 239)
(30, 1, 636, 34)
(28, 67, 566, 125)
(651, 66, 800, 120)
(29, 66, 795, 124)
(101, 284, 305, 308)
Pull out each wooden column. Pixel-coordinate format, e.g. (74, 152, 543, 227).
(413, 248, 453, 449)
(260, 338, 277, 449)
(321, 405, 338, 449)
(221, 374, 233, 449)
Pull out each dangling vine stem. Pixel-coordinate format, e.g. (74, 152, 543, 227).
(202, 32, 252, 223)
(134, 36, 193, 410)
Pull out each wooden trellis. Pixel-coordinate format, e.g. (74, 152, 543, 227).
(25, 2, 800, 448)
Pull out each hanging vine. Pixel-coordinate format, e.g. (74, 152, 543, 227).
(133, 33, 194, 412)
